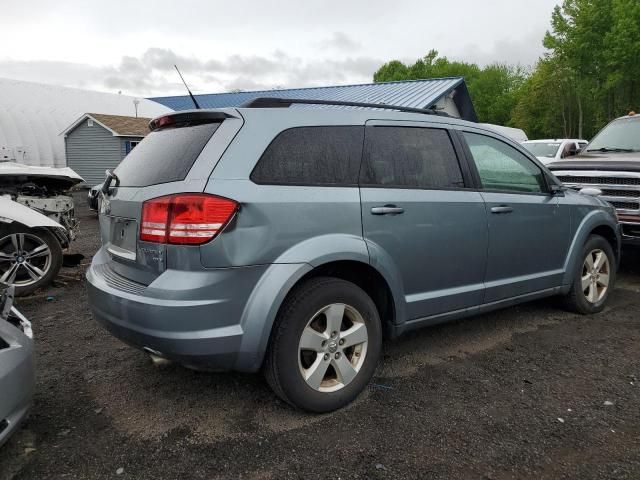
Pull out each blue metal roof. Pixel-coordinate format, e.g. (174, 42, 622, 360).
(149, 77, 477, 122)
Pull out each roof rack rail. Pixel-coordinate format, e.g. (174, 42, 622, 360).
(240, 97, 450, 117)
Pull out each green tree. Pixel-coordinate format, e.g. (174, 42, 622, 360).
(374, 50, 522, 126)
(373, 1, 640, 139)
(602, 0, 640, 118)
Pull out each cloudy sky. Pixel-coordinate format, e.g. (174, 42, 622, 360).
(1, 0, 560, 97)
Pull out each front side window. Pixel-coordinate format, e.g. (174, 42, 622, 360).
(464, 132, 546, 193)
(360, 126, 465, 189)
(250, 126, 364, 186)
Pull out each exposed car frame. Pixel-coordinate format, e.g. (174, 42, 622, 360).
(0, 162, 83, 244)
(0, 196, 68, 294)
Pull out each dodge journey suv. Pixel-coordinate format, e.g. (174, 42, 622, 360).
(87, 98, 620, 412)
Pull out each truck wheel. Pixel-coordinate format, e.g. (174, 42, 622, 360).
(0, 225, 63, 296)
(264, 277, 382, 412)
(564, 234, 615, 314)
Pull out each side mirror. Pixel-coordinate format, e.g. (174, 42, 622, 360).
(562, 147, 578, 158)
(550, 183, 566, 195)
(579, 187, 602, 197)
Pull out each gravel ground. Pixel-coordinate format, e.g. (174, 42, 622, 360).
(1, 193, 639, 479)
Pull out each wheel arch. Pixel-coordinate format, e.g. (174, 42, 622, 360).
(590, 224, 620, 264)
(294, 260, 397, 337)
(237, 257, 400, 372)
(562, 210, 621, 286)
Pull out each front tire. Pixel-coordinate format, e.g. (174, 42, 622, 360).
(0, 224, 63, 296)
(264, 277, 382, 412)
(564, 234, 615, 314)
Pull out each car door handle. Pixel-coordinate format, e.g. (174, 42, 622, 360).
(371, 205, 404, 215)
(491, 205, 513, 214)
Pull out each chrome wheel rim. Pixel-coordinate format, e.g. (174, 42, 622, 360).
(298, 303, 368, 392)
(0, 233, 52, 287)
(581, 249, 610, 304)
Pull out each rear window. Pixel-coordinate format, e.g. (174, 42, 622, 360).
(114, 123, 220, 187)
(250, 126, 364, 186)
(360, 126, 465, 189)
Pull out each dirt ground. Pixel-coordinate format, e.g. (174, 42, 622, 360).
(1, 193, 639, 480)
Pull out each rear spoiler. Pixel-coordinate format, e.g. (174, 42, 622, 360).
(149, 110, 234, 131)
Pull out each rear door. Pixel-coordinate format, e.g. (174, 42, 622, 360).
(99, 111, 243, 284)
(460, 131, 571, 302)
(359, 121, 488, 321)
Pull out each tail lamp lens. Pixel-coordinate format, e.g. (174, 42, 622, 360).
(140, 194, 238, 245)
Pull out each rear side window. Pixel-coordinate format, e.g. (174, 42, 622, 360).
(115, 123, 220, 187)
(250, 126, 364, 186)
(360, 127, 465, 189)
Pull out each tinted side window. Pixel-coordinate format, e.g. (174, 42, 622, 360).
(251, 126, 364, 186)
(463, 132, 547, 193)
(115, 122, 220, 187)
(360, 127, 465, 189)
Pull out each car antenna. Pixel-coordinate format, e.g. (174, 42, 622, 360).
(174, 64, 201, 109)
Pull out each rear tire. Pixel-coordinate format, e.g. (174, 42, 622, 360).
(264, 277, 382, 412)
(563, 234, 615, 314)
(0, 224, 63, 296)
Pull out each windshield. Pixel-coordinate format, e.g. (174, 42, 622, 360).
(587, 117, 640, 152)
(522, 142, 561, 158)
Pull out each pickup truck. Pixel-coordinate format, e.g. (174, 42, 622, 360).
(548, 113, 640, 245)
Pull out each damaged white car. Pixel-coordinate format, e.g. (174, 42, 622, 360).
(0, 163, 83, 295)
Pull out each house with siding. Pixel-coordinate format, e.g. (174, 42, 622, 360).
(62, 113, 151, 185)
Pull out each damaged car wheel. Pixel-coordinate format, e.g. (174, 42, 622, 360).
(0, 225, 62, 296)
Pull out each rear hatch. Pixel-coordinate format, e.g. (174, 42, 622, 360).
(99, 110, 243, 285)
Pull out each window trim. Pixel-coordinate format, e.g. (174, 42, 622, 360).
(249, 125, 365, 188)
(358, 124, 473, 191)
(458, 129, 552, 196)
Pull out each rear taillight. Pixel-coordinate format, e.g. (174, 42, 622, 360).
(140, 194, 238, 245)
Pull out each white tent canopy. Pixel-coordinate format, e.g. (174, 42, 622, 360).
(0, 78, 171, 167)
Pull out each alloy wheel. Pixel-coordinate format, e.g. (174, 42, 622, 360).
(0, 233, 53, 287)
(298, 303, 369, 392)
(581, 248, 610, 304)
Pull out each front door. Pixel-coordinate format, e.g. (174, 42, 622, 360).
(461, 131, 572, 302)
(360, 122, 488, 321)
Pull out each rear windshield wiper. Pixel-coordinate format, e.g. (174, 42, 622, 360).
(586, 147, 635, 153)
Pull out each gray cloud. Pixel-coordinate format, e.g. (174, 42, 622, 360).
(0, 0, 561, 99)
(141, 48, 203, 72)
(318, 32, 362, 52)
(455, 30, 548, 68)
(0, 48, 382, 97)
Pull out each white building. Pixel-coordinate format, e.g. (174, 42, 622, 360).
(0, 78, 171, 167)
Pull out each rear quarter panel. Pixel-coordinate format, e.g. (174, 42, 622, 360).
(201, 109, 371, 268)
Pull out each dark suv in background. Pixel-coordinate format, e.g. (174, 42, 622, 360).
(549, 113, 640, 244)
(87, 99, 620, 412)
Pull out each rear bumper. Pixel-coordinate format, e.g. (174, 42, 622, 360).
(0, 323, 35, 447)
(86, 251, 271, 371)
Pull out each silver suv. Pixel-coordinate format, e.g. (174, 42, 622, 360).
(87, 98, 621, 412)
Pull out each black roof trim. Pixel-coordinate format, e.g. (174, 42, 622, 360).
(240, 97, 451, 117)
